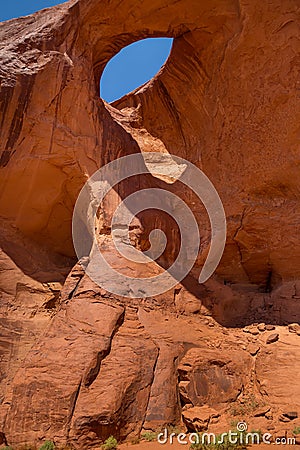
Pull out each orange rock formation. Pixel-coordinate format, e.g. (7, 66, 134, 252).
(0, 0, 299, 447)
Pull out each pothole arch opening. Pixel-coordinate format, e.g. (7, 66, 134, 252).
(100, 37, 173, 103)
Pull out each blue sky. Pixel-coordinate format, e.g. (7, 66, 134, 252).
(0, 2, 173, 103)
(0, 0, 68, 21)
(100, 38, 173, 102)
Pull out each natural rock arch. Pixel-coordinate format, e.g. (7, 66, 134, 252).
(0, 0, 300, 447)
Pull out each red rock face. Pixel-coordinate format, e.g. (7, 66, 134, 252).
(0, 0, 300, 448)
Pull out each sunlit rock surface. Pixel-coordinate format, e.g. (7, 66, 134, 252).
(0, 0, 299, 447)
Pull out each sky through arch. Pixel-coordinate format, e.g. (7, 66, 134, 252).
(100, 38, 173, 103)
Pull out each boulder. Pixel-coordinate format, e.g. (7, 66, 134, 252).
(182, 406, 220, 432)
(266, 333, 279, 344)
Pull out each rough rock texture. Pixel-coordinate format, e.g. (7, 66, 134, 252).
(0, 0, 300, 448)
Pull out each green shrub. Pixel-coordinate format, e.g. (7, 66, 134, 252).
(39, 442, 55, 450)
(167, 425, 182, 434)
(293, 426, 300, 435)
(141, 431, 157, 441)
(229, 395, 261, 417)
(101, 436, 118, 450)
(2, 446, 14, 450)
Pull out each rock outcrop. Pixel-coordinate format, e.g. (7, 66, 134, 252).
(0, 0, 299, 448)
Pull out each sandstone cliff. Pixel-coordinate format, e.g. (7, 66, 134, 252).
(0, 0, 299, 448)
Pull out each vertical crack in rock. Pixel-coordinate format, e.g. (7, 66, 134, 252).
(60, 259, 90, 302)
(67, 306, 160, 444)
(233, 207, 250, 281)
(138, 308, 183, 431)
(0, 86, 13, 130)
(48, 58, 73, 154)
(140, 341, 160, 431)
(66, 378, 82, 440)
(1, 75, 35, 166)
(83, 308, 125, 387)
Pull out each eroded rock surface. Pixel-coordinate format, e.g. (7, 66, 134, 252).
(0, 0, 300, 447)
